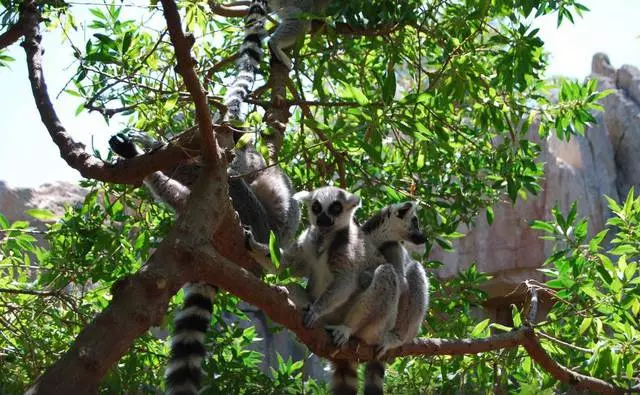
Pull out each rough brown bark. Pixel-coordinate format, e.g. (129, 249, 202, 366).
(0, 0, 34, 50)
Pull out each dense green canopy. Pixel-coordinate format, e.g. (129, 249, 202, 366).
(0, 0, 637, 393)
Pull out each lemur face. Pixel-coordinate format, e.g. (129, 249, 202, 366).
(389, 201, 427, 246)
(294, 186, 360, 231)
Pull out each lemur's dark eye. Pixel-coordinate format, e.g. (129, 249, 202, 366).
(311, 200, 322, 215)
(411, 217, 419, 227)
(328, 201, 343, 216)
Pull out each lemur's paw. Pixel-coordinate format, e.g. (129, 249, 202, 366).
(325, 325, 352, 347)
(275, 285, 289, 297)
(357, 270, 373, 290)
(109, 133, 139, 159)
(243, 226, 256, 250)
(374, 344, 390, 360)
(302, 305, 320, 329)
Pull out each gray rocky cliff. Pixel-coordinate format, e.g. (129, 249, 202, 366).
(432, 53, 640, 310)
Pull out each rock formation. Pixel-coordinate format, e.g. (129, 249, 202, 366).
(0, 180, 86, 224)
(432, 54, 640, 312)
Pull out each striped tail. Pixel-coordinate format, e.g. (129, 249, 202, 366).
(165, 283, 216, 395)
(223, 0, 268, 121)
(331, 360, 358, 395)
(364, 361, 385, 395)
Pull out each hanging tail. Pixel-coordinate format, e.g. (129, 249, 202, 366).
(331, 360, 358, 395)
(364, 361, 385, 395)
(223, 0, 268, 121)
(164, 283, 216, 395)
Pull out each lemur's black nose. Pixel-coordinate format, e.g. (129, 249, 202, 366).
(409, 232, 427, 245)
(316, 213, 333, 228)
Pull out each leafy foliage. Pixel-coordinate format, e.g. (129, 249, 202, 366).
(1, 0, 635, 393)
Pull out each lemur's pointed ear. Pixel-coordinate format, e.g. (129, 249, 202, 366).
(345, 193, 361, 209)
(293, 191, 312, 202)
(396, 201, 418, 218)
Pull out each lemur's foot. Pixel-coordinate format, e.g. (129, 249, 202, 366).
(325, 325, 352, 347)
(374, 343, 390, 360)
(302, 305, 320, 329)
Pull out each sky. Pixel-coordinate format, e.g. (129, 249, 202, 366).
(0, 0, 639, 188)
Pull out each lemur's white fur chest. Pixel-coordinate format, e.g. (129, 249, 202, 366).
(301, 228, 334, 300)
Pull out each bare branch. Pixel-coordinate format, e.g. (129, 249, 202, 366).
(208, 0, 249, 18)
(160, 0, 224, 162)
(0, 287, 59, 297)
(20, 6, 203, 185)
(0, 1, 35, 50)
(522, 334, 622, 394)
(536, 331, 593, 354)
(84, 102, 139, 117)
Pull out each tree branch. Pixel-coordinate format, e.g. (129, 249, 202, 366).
(0, 287, 59, 297)
(24, 158, 238, 394)
(0, 1, 34, 50)
(522, 334, 621, 394)
(160, 0, 224, 162)
(20, 6, 203, 185)
(84, 102, 139, 117)
(208, 0, 249, 18)
(194, 257, 629, 394)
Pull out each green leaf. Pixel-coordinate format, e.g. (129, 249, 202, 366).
(589, 229, 608, 252)
(610, 244, 636, 256)
(268, 231, 281, 270)
(24, 209, 57, 221)
(382, 70, 396, 105)
(0, 213, 9, 229)
(122, 31, 133, 54)
(511, 305, 522, 327)
(343, 85, 368, 105)
(486, 206, 494, 225)
(530, 220, 555, 234)
(489, 323, 512, 332)
(470, 318, 490, 337)
(578, 317, 592, 335)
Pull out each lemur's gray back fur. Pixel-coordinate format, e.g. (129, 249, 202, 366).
(265, 0, 330, 69)
(108, 131, 299, 395)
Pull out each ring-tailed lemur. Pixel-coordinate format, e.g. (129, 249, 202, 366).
(223, 0, 330, 126)
(328, 202, 430, 395)
(245, 188, 411, 395)
(108, 131, 299, 395)
(264, 0, 330, 70)
(223, 0, 268, 122)
(247, 199, 430, 395)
